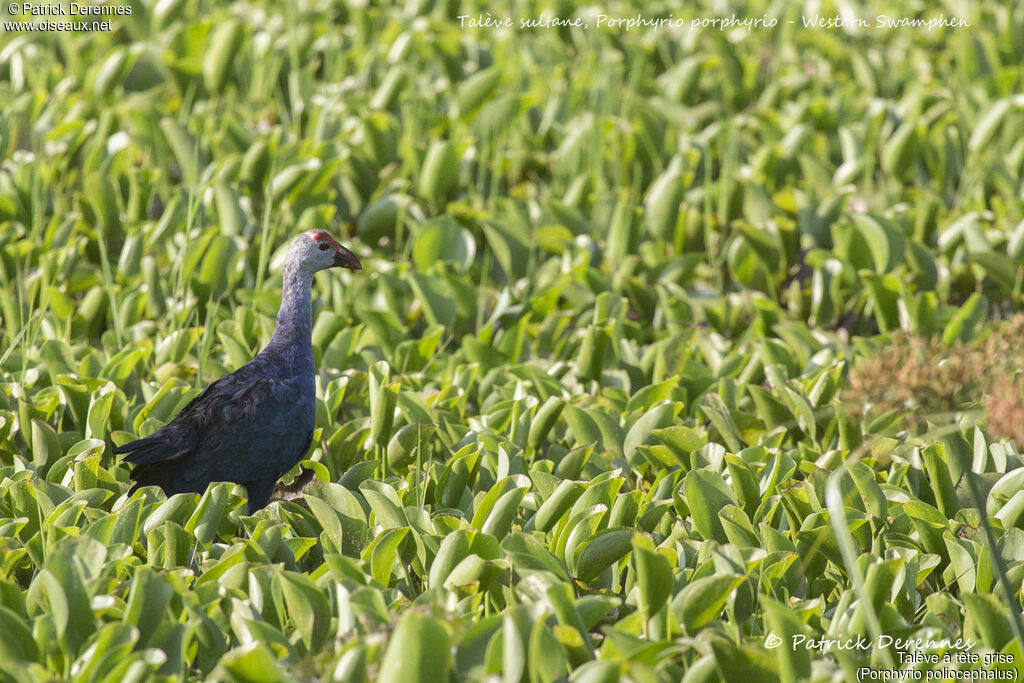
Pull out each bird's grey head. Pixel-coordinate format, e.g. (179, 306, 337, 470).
(290, 230, 362, 273)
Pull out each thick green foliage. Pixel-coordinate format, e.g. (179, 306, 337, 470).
(1, 0, 1023, 680)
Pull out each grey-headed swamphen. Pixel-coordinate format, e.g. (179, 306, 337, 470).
(114, 230, 362, 513)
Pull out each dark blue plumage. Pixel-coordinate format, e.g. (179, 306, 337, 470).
(115, 231, 361, 513)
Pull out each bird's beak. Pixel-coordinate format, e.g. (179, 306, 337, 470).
(332, 246, 362, 270)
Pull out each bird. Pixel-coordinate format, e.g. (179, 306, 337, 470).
(114, 230, 362, 513)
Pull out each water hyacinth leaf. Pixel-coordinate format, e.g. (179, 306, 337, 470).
(377, 612, 451, 683)
(429, 529, 473, 588)
(277, 571, 330, 651)
(563, 405, 604, 453)
(30, 418, 60, 474)
(123, 567, 175, 646)
(418, 141, 458, 208)
(357, 195, 401, 243)
(70, 621, 140, 682)
(386, 423, 436, 470)
(142, 493, 200, 536)
(101, 344, 150, 384)
(366, 527, 409, 585)
(575, 528, 635, 583)
(185, 483, 230, 546)
(481, 486, 527, 541)
(631, 535, 672, 618)
(86, 174, 121, 235)
(443, 553, 496, 591)
(528, 620, 570, 683)
(724, 454, 760, 517)
(576, 326, 607, 382)
(674, 573, 746, 634)
(683, 470, 735, 543)
(198, 234, 242, 297)
(407, 272, 457, 328)
(159, 118, 206, 182)
(472, 476, 528, 529)
(367, 361, 398, 450)
(570, 661, 622, 683)
(987, 469, 1024, 517)
(962, 593, 1013, 651)
(644, 166, 684, 241)
(903, 501, 949, 558)
(920, 443, 957, 519)
(719, 505, 760, 548)
(941, 293, 988, 345)
(968, 97, 1013, 151)
(411, 218, 476, 271)
(527, 396, 565, 451)
(561, 504, 608, 571)
(860, 272, 901, 332)
(359, 480, 408, 529)
(203, 21, 245, 93)
(86, 382, 116, 440)
(0, 606, 39, 663)
(546, 582, 594, 659)
(652, 425, 706, 459)
(531, 480, 586, 533)
(501, 613, 527, 683)
(699, 394, 744, 452)
(91, 47, 131, 98)
(474, 95, 524, 141)
(709, 637, 780, 683)
(607, 196, 639, 265)
(760, 597, 811, 682)
(970, 251, 1017, 291)
(481, 221, 530, 281)
(216, 642, 290, 683)
(368, 65, 409, 111)
(454, 67, 502, 117)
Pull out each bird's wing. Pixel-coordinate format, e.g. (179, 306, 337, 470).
(117, 366, 313, 485)
(176, 374, 313, 487)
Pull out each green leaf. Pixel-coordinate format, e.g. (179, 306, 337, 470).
(631, 535, 673, 617)
(217, 642, 291, 683)
(412, 217, 475, 271)
(683, 470, 735, 543)
(623, 403, 676, 465)
(942, 293, 988, 344)
(674, 573, 746, 634)
(575, 528, 635, 583)
(0, 606, 39, 663)
(921, 443, 957, 519)
(203, 21, 244, 92)
(531, 480, 586, 533)
(123, 567, 174, 647)
(365, 527, 410, 585)
(377, 612, 451, 683)
(277, 571, 330, 652)
(185, 482, 230, 545)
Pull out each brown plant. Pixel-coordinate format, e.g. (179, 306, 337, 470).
(845, 315, 1024, 447)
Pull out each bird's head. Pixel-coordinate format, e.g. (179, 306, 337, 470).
(292, 230, 362, 273)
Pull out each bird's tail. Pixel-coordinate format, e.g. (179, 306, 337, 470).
(113, 435, 189, 466)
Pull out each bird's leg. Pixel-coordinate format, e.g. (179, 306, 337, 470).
(272, 465, 316, 501)
(245, 479, 276, 514)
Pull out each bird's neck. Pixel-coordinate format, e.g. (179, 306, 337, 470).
(267, 263, 314, 351)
